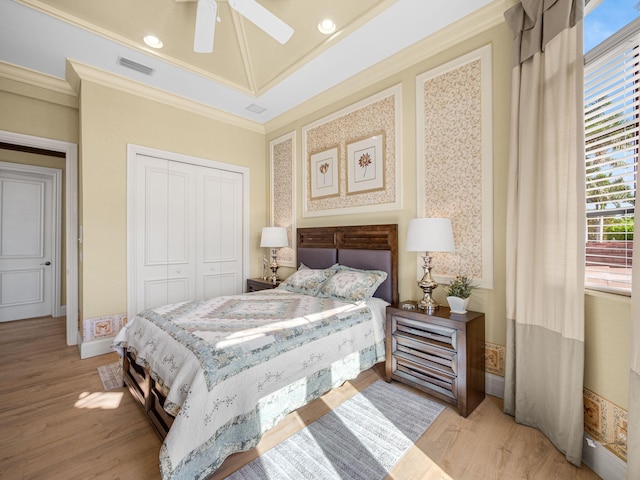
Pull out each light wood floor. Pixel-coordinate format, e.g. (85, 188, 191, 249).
(0, 316, 600, 480)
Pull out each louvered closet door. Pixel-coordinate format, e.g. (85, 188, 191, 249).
(132, 154, 243, 314)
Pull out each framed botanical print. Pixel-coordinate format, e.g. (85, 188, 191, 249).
(346, 132, 385, 194)
(309, 146, 339, 199)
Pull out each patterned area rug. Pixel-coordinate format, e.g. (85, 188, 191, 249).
(97, 362, 123, 390)
(225, 380, 445, 480)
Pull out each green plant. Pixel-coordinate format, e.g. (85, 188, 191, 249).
(444, 275, 474, 299)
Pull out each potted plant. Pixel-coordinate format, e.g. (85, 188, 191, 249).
(444, 275, 474, 314)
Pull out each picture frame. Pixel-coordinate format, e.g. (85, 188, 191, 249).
(346, 132, 385, 194)
(309, 146, 339, 199)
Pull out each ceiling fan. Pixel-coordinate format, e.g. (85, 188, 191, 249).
(194, 0, 294, 53)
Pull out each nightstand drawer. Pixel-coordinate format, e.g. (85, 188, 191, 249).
(392, 315, 457, 351)
(393, 336, 457, 376)
(394, 359, 457, 400)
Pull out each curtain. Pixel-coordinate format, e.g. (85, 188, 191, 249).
(629, 245, 639, 477)
(503, 0, 586, 466)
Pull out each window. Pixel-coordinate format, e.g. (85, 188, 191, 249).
(584, 17, 640, 294)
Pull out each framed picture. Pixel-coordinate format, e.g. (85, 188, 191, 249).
(347, 132, 385, 194)
(309, 146, 339, 199)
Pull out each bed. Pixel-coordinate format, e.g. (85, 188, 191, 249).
(114, 224, 398, 480)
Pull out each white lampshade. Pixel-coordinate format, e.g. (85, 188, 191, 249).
(260, 227, 288, 248)
(405, 218, 455, 253)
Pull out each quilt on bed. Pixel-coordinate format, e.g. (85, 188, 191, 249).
(113, 289, 386, 480)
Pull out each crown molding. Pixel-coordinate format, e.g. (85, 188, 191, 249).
(0, 61, 78, 108)
(65, 59, 265, 134)
(265, 0, 514, 133)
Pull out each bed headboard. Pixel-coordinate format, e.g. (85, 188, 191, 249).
(296, 224, 398, 305)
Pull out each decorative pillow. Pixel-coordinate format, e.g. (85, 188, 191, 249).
(276, 267, 336, 296)
(317, 266, 387, 303)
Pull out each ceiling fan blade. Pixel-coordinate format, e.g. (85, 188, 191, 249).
(228, 0, 293, 44)
(194, 0, 218, 53)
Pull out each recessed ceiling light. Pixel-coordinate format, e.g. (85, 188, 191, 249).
(317, 19, 336, 35)
(143, 35, 163, 49)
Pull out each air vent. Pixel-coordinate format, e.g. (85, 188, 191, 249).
(246, 103, 266, 114)
(117, 57, 155, 76)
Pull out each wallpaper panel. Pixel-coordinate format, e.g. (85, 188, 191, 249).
(417, 45, 493, 288)
(269, 131, 296, 267)
(302, 85, 402, 217)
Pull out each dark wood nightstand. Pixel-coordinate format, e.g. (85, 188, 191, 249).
(246, 277, 280, 292)
(385, 304, 485, 417)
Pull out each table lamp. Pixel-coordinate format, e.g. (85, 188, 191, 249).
(405, 218, 455, 312)
(260, 226, 288, 284)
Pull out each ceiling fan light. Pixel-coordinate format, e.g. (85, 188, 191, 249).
(194, 0, 218, 53)
(317, 19, 336, 35)
(143, 35, 163, 49)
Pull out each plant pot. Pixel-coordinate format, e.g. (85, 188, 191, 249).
(447, 296, 470, 314)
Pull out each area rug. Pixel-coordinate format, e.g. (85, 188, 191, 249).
(225, 380, 446, 480)
(97, 362, 123, 390)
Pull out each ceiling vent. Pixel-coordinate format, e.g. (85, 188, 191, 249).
(117, 56, 155, 76)
(246, 103, 266, 114)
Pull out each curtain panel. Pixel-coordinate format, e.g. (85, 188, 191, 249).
(504, 0, 586, 466)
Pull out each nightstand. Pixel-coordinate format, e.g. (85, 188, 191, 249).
(385, 304, 485, 417)
(246, 277, 280, 292)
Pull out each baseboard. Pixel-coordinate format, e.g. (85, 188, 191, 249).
(582, 432, 627, 480)
(485, 372, 504, 398)
(78, 333, 115, 359)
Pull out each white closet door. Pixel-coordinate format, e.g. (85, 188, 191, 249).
(131, 153, 243, 315)
(135, 155, 196, 311)
(197, 167, 243, 298)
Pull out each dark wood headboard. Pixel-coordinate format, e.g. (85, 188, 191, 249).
(296, 224, 398, 304)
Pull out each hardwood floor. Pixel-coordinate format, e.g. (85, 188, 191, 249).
(0, 317, 600, 480)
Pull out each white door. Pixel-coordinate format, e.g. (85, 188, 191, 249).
(197, 166, 243, 298)
(0, 170, 54, 321)
(131, 154, 244, 314)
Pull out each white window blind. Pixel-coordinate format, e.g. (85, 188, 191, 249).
(584, 19, 640, 294)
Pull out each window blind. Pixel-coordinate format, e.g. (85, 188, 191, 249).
(584, 18, 640, 294)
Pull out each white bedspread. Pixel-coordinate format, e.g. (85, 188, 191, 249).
(113, 289, 387, 480)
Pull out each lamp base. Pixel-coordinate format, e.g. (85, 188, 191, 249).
(417, 252, 439, 313)
(417, 292, 439, 313)
(269, 248, 280, 285)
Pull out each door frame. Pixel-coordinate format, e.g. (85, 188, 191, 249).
(0, 131, 78, 346)
(126, 143, 250, 320)
(0, 161, 61, 321)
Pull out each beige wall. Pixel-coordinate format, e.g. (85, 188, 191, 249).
(75, 78, 267, 321)
(0, 80, 78, 143)
(585, 292, 631, 408)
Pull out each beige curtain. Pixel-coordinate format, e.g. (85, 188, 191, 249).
(629, 246, 639, 477)
(503, 0, 586, 466)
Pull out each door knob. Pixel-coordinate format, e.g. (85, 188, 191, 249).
(41, 261, 51, 266)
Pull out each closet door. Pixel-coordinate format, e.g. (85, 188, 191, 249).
(135, 155, 196, 311)
(197, 167, 243, 298)
(131, 153, 243, 315)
